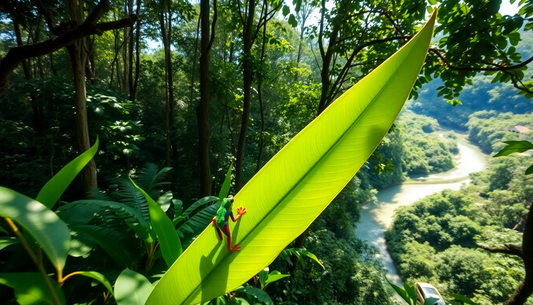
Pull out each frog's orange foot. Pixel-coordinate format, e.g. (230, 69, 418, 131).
(237, 207, 246, 215)
(229, 243, 241, 252)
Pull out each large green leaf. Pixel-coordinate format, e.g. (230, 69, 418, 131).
(494, 140, 533, 157)
(130, 178, 182, 267)
(0, 188, 70, 271)
(147, 12, 436, 305)
(115, 268, 154, 305)
(0, 272, 66, 305)
(36, 137, 99, 209)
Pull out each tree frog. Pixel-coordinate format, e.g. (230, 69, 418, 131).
(212, 195, 246, 252)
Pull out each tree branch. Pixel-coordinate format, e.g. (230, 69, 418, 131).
(430, 48, 533, 94)
(480, 244, 523, 258)
(30, 0, 60, 35)
(0, 8, 138, 96)
(430, 48, 533, 72)
(207, 0, 218, 51)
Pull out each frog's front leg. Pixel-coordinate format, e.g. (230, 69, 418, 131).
(231, 207, 246, 222)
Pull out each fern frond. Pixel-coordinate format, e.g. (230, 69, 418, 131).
(137, 163, 172, 200)
(179, 203, 220, 249)
(87, 187, 112, 201)
(71, 224, 142, 268)
(115, 178, 151, 224)
(65, 200, 151, 242)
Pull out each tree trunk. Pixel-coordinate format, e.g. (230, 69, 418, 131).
(255, 1, 268, 173)
(86, 36, 96, 84)
(235, 0, 256, 191)
(504, 206, 533, 305)
(13, 17, 46, 137)
(68, 0, 97, 194)
(294, 5, 310, 82)
(197, 0, 214, 196)
(159, 8, 175, 169)
(127, 0, 134, 97)
(132, 0, 141, 102)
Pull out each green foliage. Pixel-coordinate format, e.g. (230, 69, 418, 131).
(386, 157, 533, 304)
(467, 111, 533, 154)
(0, 272, 66, 305)
(115, 268, 154, 305)
(131, 178, 182, 267)
(0, 188, 70, 271)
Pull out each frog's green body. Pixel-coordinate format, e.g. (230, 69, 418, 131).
(212, 196, 246, 252)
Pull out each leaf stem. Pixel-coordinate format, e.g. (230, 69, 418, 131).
(58, 271, 81, 286)
(4, 217, 62, 305)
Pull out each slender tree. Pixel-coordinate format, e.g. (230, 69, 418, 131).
(197, 0, 218, 196)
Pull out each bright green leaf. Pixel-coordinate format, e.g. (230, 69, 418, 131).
(494, 141, 533, 157)
(146, 11, 436, 305)
(0, 272, 66, 305)
(217, 164, 233, 200)
(70, 271, 113, 295)
(130, 178, 182, 267)
(264, 271, 290, 285)
(386, 278, 412, 304)
(115, 269, 154, 305)
(36, 137, 98, 209)
(300, 249, 325, 269)
(403, 283, 417, 304)
(0, 188, 70, 271)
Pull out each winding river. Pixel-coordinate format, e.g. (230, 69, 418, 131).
(355, 131, 489, 286)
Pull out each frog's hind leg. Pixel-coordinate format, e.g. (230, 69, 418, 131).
(223, 224, 241, 252)
(213, 218, 223, 240)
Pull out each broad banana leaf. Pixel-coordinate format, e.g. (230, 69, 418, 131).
(147, 11, 436, 305)
(0, 188, 70, 271)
